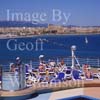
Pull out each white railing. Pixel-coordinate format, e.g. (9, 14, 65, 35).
(1, 57, 100, 71)
(31, 57, 100, 68)
(63, 57, 100, 67)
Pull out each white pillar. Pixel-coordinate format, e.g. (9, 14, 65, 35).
(71, 45, 76, 68)
(72, 49, 74, 68)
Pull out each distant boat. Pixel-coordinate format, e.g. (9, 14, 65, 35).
(85, 37, 88, 44)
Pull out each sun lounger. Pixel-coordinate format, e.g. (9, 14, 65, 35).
(56, 72, 65, 81)
(93, 73, 100, 79)
(65, 69, 72, 80)
(50, 78, 60, 84)
(72, 69, 81, 80)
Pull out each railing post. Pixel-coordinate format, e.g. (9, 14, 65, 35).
(56, 58, 59, 65)
(87, 58, 89, 64)
(98, 58, 100, 68)
(30, 60, 33, 70)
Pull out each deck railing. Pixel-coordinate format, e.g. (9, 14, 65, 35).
(31, 57, 100, 68)
(1, 57, 100, 71)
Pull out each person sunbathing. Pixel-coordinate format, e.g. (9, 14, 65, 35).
(85, 68, 93, 79)
(10, 63, 16, 72)
(38, 65, 45, 72)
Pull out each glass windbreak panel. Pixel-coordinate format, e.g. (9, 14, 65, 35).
(1, 64, 26, 91)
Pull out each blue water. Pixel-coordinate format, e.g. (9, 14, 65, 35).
(0, 34, 100, 64)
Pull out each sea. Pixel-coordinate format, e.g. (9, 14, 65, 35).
(0, 33, 100, 65)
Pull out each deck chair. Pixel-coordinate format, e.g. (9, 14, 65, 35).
(96, 73, 100, 79)
(92, 68, 100, 79)
(56, 72, 65, 81)
(96, 68, 100, 79)
(65, 69, 72, 80)
(93, 73, 100, 79)
(50, 78, 61, 84)
(72, 69, 81, 80)
(0, 76, 1, 89)
(50, 72, 65, 83)
(79, 72, 86, 80)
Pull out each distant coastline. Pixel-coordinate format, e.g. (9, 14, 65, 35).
(0, 21, 100, 38)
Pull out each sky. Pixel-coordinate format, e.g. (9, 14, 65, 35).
(0, 0, 100, 26)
